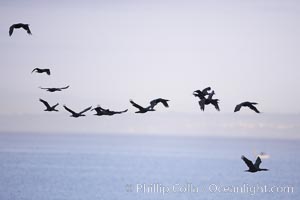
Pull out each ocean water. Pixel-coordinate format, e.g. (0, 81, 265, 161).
(0, 133, 299, 200)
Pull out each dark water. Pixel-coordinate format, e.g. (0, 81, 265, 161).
(0, 133, 299, 200)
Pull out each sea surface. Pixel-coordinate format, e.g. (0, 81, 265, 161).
(0, 133, 299, 200)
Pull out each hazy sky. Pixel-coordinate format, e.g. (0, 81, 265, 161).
(0, 0, 299, 137)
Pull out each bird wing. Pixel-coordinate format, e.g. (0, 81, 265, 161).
(63, 105, 77, 115)
(9, 25, 14, 36)
(53, 103, 59, 109)
(254, 156, 262, 169)
(150, 98, 169, 108)
(211, 99, 220, 111)
(241, 155, 256, 171)
(150, 99, 158, 108)
(92, 106, 101, 112)
(79, 106, 92, 115)
(193, 91, 205, 100)
(60, 85, 69, 90)
(234, 104, 242, 112)
(45, 69, 51, 75)
(198, 99, 205, 111)
(202, 87, 211, 95)
(23, 25, 32, 35)
(130, 100, 144, 110)
(248, 104, 260, 113)
(31, 68, 38, 73)
(159, 99, 169, 107)
(39, 99, 51, 109)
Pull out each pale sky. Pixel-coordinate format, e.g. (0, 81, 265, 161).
(0, 0, 299, 138)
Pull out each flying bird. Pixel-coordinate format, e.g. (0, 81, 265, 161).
(241, 155, 269, 173)
(150, 98, 170, 109)
(39, 85, 69, 92)
(92, 106, 128, 116)
(234, 102, 260, 113)
(9, 23, 32, 36)
(32, 68, 51, 75)
(193, 87, 211, 100)
(129, 99, 155, 114)
(198, 98, 220, 111)
(39, 99, 59, 112)
(63, 105, 92, 118)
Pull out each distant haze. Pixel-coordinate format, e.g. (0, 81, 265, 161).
(0, 0, 299, 137)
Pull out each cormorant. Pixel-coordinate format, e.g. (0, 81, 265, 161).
(198, 98, 220, 111)
(150, 98, 170, 109)
(63, 105, 92, 118)
(39, 99, 59, 112)
(129, 99, 155, 114)
(92, 106, 128, 116)
(241, 155, 269, 173)
(39, 85, 69, 92)
(32, 68, 51, 75)
(9, 23, 32, 36)
(234, 102, 260, 113)
(193, 87, 211, 99)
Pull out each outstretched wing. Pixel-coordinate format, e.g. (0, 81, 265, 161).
(193, 90, 205, 100)
(202, 87, 211, 95)
(120, 109, 128, 113)
(31, 68, 38, 73)
(241, 155, 255, 171)
(39, 99, 51, 109)
(9, 25, 14, 36)
(193, 90, 201, 94)
(53, 103, 59, 109)
(79, 106, 92, 115)
(111, 109, 128, 115)
(150, 98, 169, 108)
(234, 104, 242, 112)
(211, 99, 220, 111)
(129, 99, 144, 110)
(59, 85, 69, 90)
(63, 105, 77, 115)
(248, 104, 260, 113)
(45, 69, 50, 75)
(23, 25, 32, 35)
(254, 156, 262, 169)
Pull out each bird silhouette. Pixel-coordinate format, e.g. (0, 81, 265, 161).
(9, 23, 32, 36)
(193, 87, 211, 100)
(198, 98, 220, 111)
(32, 68, 51, 75)
(241, 155, 269, 173)
(150, 98, 170, 109)
(39, 99, 59, 112)
(91, 106, 128, 116)
(63, 105, 92, 118)
(130, 98, 170, 113)
(129, 99, 155, 113)
(39, 85, 69, 92)
(234, 102, 260, 113)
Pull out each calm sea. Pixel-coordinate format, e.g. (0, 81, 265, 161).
(0, 133, 299, 200)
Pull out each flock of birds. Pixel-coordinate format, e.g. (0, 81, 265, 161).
(10, 23, 267, 172)
(33, 67, 261, 117)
